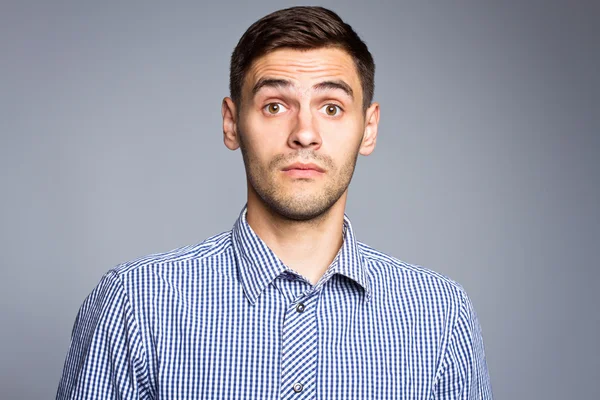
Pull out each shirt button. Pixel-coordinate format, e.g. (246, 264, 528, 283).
(293, 382, 303, 393)
(296, 303, 305, 313)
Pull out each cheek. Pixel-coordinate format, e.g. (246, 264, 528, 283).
(322, 121, 364, 158)
(242, 116, 291, 159)
(241, 137, 279, 173)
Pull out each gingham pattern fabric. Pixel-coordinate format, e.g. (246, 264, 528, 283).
(57, 206, 492, 399)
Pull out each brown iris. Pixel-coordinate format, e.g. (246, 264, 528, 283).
(325, 105, 338, 116)
(267, 103, 280, 114)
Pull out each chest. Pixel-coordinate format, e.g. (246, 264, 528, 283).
(141, 279, 447, 399)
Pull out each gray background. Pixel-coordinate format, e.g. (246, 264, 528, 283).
(1, 0, 598, 399)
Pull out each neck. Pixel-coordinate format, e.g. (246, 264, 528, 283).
(246, 190, 347, 285)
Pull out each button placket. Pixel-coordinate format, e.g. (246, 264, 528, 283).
(280, 294, 319, 399)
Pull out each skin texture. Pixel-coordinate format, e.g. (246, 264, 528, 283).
(222, 47, 380, 284)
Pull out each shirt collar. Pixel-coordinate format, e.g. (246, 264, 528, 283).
(231, 206, 371, 305)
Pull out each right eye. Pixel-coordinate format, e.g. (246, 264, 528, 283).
(264, 103, 288, 115)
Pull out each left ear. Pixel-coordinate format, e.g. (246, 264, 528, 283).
(359, 102, 380, 156)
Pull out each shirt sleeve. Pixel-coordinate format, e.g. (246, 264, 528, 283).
(433, 289, 493, 400)
(56, 270, 152, 400)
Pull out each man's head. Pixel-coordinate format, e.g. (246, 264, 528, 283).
(222, 6, 380, 221)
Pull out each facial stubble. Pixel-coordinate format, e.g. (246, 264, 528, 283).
(238, 131, 361, 222)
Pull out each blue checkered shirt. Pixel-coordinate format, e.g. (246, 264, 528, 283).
(57, 207, 492, 399)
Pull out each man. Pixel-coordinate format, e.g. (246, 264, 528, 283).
(57, 6, 492, 399)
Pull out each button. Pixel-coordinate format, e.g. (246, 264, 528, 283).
(293, 382, 303, 393)
(296, 303, 305, 313)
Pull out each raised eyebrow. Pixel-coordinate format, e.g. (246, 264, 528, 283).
(312, 80, 354, 100)
(251, 78, 293, 96)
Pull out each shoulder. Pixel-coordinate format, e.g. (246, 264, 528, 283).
(358, 241, 469, 307)
(109, 230, 234, 280)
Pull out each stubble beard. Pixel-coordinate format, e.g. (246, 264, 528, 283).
(238, 136, 360, 222)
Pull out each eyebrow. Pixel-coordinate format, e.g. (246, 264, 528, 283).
(251, 78, 354, 100)
(251, 78, 293, 95)
(313, 80, 354, 99)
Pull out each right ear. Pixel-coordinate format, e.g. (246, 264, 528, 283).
(222, 97, 240, 150)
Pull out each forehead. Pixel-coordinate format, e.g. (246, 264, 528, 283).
(244, 47, 362, 97)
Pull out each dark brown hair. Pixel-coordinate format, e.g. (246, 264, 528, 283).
(229, 6, 375, 111)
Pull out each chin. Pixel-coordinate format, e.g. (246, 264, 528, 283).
(273, 206, 331, 222)
(250, 175, 348, 221)
(263, 194, 338, 221)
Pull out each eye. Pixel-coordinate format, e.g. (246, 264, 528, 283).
(320, 104, 342, 116)
(264, 103, 288, 115)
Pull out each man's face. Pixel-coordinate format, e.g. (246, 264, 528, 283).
(223, 47, 379, 221)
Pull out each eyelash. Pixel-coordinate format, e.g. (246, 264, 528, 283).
(320, 104, 343, 116)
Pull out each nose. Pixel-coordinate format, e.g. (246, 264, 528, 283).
(287, 107, 322, 150)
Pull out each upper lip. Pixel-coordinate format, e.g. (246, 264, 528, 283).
(282, 162, 325, 173)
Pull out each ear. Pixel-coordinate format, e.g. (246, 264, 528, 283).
(359, 102, 380, 156)
(222, 97, 240, 150)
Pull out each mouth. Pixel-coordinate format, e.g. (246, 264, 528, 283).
(281, 162, 325, 178)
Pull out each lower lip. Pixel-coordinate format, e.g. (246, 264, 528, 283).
(282, 169, 324, 178)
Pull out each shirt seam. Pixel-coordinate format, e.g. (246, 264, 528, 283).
(110, 270, 153, 398)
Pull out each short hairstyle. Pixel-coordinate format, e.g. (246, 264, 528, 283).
(229, 6, 375, 111)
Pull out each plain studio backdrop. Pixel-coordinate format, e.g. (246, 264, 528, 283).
(1, 1, 598, 399)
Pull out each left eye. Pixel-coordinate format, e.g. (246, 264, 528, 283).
(320, 104, 342, 116)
